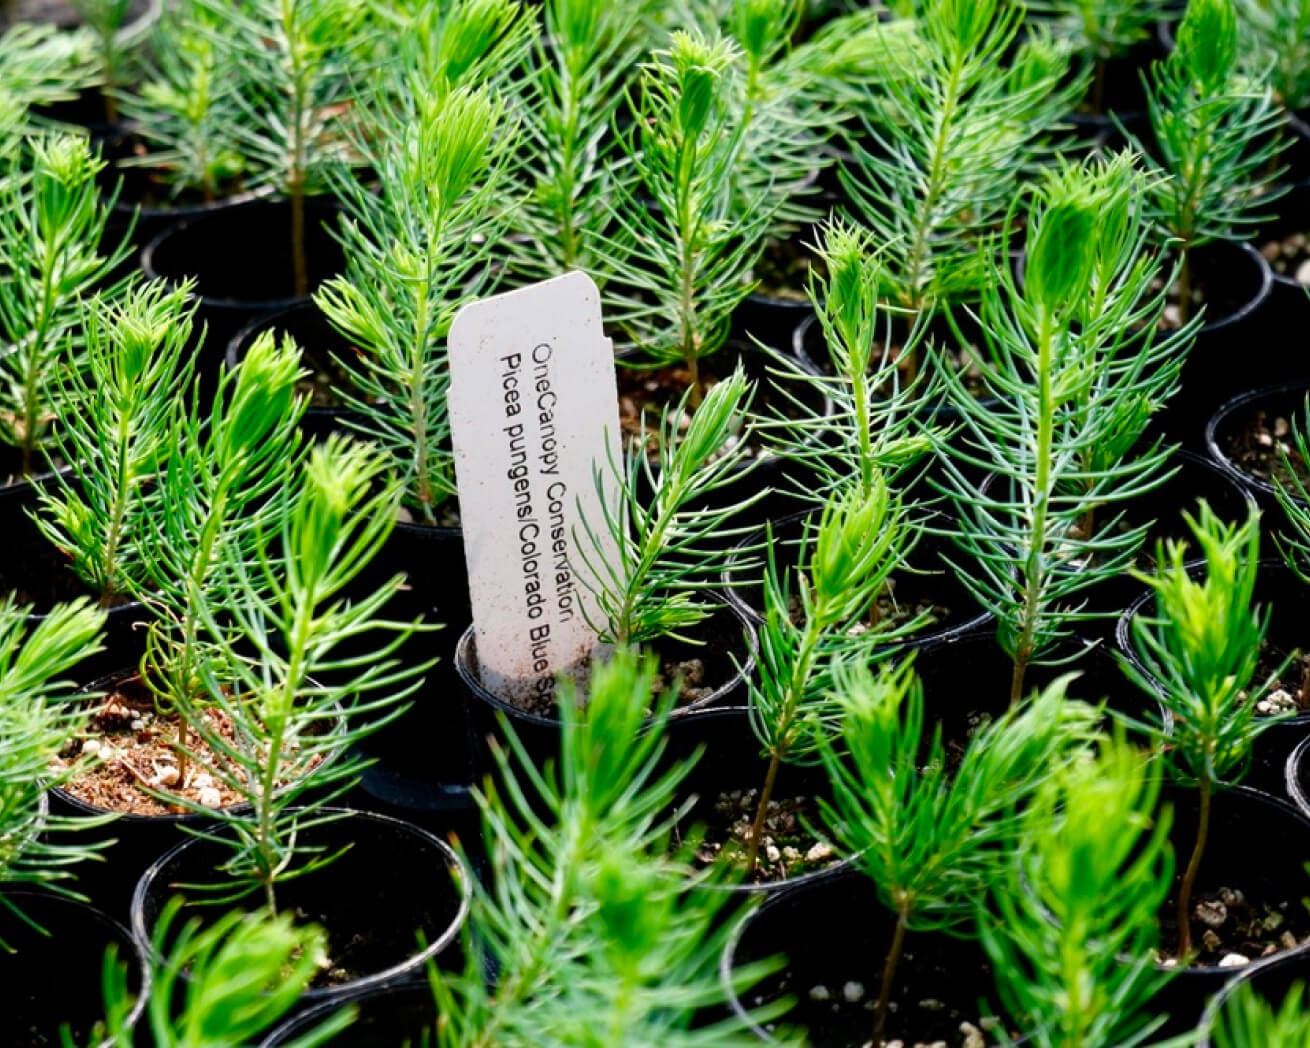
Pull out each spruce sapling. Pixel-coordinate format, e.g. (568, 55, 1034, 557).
(167, 437, 429, 913)
(979, 732, 1179, 1048)
(0, 24, 98, 119)
(817, 658, 1102, 1047)
(1236, 0, 1310, 112)
(1211, 982, 1310, 1047)
(0, 131, 134, 477)
(316, 84, 517, 525)
(97, 899, 353, 1047)
(34, 280, 196, 607)
(604, 29, 779, 406)
(0, 598, 109, 938)
(840, 0, 1084, 380)
(1028, 0, 1174, 113)
(577, 367, 761, 650)
(938, 153, 1191, 703)
(741, 476, 922, 876)
(1127, 0, 1286, 325)
(1118, 501, 1283, 961)
(196, 0, 371, 297)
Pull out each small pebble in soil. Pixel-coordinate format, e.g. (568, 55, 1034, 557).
(960, 1023, 986, 1048)
(1219, 953, 1250, 968)
(842, 981, 865, 1003)
(806, 841, 834, 863)
(1196, 898, 1228, 928)
(1297, 259, 1310, 286)
(808, 985, 831, 1002)
(1257, 688, 1298, 715)
(197, 786, 222, 808)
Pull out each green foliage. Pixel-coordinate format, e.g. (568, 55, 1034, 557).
(316, 84, 517, 522)
(115, 0, 249, 199)
(938, 153, 1192, 701)
(101, 898, 353, 1047)
(34, 280, 196, 605)
(0, 23, 99, 117)
(840, 0, 1084, 321)
(1129, 0, 1286, 263)
(759, 219, 941, 503)
(1118, 500, 1276, 960)
(430, 648, 780, 1046)
(511, 0, 651, 280)
(1236, 0, 1310, 110)
(1210, 981, 1310, 1048)
(603, 30, 779, 388)
(1029, 0, 1174, 63)
(0, 131, 134, 474)
(818, 658, 1102, 1041)
(134, 331, 306, 733)
(1271, 400, 1310, 587)
(69, 0, 144, 122)
(577, 366, 760, 648)
(1119, 501, 1277, 789)
(979, 733, 1178, 1048)
(165, 436, 426, 913)
(0, 598, 109, 932)
(742, 477, 923, 872)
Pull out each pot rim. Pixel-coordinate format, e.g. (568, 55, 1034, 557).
(1204, 378, 1309, 502)
(130, 806, 472, 1002)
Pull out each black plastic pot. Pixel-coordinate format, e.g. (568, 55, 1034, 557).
(721, 507, 993, 652)
(1063, 33, 1170, 138)
(457, 596, 756, 779)
(721, 869, 1024, 1046)
(1250, 180, 1310, 336)
(1283, 733, 1310, 824)
(1206, 380, 1310, 530)
(225, 300, 362, 442)
(142, 196, 345, 399)
(339, 517, 477, 820)
(1147, 786, 1310, 1036)
(261, 980, 438, 1046)
(1195, 944, 1310, 1047)
(132, 808, 471, 1004)
(1117, 557, 1310, 797)
(0, 890, 148, 1047)
(1154, 240, 1274, 449)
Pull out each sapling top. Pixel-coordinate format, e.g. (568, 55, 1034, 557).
(35, 279, 197, 607)
(979, 732, 1178, 1048)
(317, 84, 517, 524)
(1128, 0, 1286, 325)
(938, 152, 1190, 703)
(604, 29, 779, 405)
(816, 658, 1102, 1047)
(759, 218, 940, 504)
(0, 597, 109, 939)
(577, 366, 761, 650)
(165, 436, 430, 914)
(98, 899, 353, 1047)
(1118, 501, 1283, 962)
(511, 0, 651, 282)
(134, 330, 306, 784)
(432, 647, 780, 1046)
(840, 0, 1083, 379)
(114, 0, 249, 201)
(0, 130, 133, 477)
(1210, 982, 1310, 1047)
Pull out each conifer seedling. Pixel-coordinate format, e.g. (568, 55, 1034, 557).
(1118, 501, 1284, 961)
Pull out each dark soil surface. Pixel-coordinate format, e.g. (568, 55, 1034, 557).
(1220, 405, 1307, 491)
(682, 786, 837, 883)
(1260, 228, 1310, 286)
(753, 234, 823, 303)
(53, 674, 324, 816)
(1159, 882, 1310, 969)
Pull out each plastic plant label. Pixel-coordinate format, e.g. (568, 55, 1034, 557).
(448, 271, 622, 706)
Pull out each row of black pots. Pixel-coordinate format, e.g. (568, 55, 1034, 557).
(4, 807, 469, 1046)
(721, 785, 1310, 1047)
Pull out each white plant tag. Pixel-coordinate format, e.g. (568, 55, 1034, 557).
(448, 271, 622, 707)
